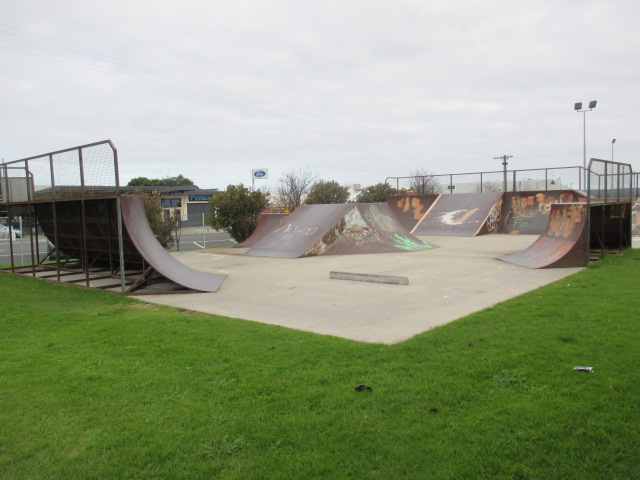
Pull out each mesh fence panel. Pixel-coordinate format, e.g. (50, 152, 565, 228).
(81, 143, 119, 192)
(0, 167, 30, 203)
(28, 156, 55, 201)
(587, 158, 632, 204)
(1, 140, 118, 203)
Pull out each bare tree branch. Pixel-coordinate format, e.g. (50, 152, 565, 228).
(474, 180, 502, 192)
(273, 167, 318, 211)
(408, 168, 442, 194)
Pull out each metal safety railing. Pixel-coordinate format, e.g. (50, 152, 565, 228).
(0, 140, 119, 205)
(587, 158, 633, 204)
(385, 166, 585, 194)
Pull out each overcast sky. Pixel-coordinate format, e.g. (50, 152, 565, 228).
(2, 1, 639, 191)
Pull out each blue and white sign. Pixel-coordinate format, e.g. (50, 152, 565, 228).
(252, 169, 269, 179)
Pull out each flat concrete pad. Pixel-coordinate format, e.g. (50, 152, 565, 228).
(142, 235, 583, 344)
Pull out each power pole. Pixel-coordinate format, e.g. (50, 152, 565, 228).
(494, 155, 513, 192)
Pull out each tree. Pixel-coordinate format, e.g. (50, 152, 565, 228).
(127, 174, 196, 187)
(273, 167, 318, 211)
(304, 180, 350, 205)
(408, 168, 442, 194)
(209, 184, 269, 242)
(136, 190, 177, 248)
(127, 177, 153, 186)
(475, 180, 502, 192)
(159, 175, 195, 187)
(355, 182, 402, 203)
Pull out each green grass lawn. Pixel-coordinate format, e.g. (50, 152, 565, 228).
(1, 251, 639, 479)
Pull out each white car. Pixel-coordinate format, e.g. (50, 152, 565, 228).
(0, 225, 21, 239)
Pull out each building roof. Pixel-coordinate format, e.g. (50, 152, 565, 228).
(121, 186, 218, 196)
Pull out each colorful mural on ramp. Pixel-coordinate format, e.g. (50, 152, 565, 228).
(243, 203, 433, 258)
(499, 203, 588, 268)
(411, 192, 504, 236)
(501, 190, 587, 234)
(386, 194, 440, 231)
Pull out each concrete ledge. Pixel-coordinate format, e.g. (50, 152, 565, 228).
(329, 271, 409, 285)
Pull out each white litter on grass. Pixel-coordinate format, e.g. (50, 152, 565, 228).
(573, 366, 594, 372)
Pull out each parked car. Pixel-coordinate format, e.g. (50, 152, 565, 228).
(0, 225, 21, 239)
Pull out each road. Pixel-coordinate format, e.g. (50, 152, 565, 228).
(0, 237, 52, 265)
(171, 231, 236, 251)
(0, 230, 237, 266)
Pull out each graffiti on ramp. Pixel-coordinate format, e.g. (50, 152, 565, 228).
(244, 203, 434, 258)
(501, 190, 587, 234)
(499, 203, 588, 268)
(411, 192, 504, 236)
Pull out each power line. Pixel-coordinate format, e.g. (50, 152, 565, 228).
(0, 22, 489, 154)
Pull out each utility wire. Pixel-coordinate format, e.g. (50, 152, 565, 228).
(0, 22, 488, 153)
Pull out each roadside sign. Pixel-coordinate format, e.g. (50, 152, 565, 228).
(251, 169, 269, 191)
(252, 169, 269, 179)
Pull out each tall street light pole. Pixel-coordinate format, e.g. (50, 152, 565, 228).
(611, 138, 616, 161)
(574, 100, 597, 189)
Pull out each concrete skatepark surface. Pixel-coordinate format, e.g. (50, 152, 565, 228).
(142, 235, 583, 344)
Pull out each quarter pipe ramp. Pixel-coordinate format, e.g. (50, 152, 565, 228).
(500, 190, 587, 234)
(33, 196, 226, 294)
(499, 203, 588, 268)
(121, 195, 226, 293)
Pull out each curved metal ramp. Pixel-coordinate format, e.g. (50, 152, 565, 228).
(244, 203, 433, 258)
(32, 197, 225, 294)
(121, 195, 226, 293)
(499, 203, 588, 268)
(411, 192, 504, 236)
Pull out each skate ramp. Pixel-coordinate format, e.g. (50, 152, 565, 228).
(244, 203, 433, 258)
(411, 192, 503, 236)
(386, 194, 440, 231)
(499, 203, 588, 268)
(501, 190, 587, 234)
(35, 199, 146, 269)
(121, 196, 226, 292)
(240, 213, 289, 247)
(34, 197, 226, 293)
